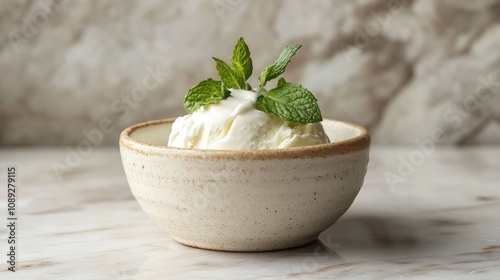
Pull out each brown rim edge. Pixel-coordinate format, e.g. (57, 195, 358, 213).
(119, 118, 370, 160)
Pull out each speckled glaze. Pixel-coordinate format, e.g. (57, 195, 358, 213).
(119, 118, 370, 251)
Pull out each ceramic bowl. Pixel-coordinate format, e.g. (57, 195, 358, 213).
(119, 118, 370, 251)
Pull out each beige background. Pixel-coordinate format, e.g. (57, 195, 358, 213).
(1, 0, 499, 146)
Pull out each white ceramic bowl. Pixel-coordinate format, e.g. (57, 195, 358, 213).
(120, 118, 370, 251)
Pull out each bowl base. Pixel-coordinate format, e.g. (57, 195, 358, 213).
(170, 234, 319, 252)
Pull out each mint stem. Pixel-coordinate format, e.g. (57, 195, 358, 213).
(258, 85, 267, 94)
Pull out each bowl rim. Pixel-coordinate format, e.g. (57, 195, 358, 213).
(120, 118, 370, 159)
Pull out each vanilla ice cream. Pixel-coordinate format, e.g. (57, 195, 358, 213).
(168, 89, 330, 150)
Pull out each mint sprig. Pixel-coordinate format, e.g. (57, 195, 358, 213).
(183, 38, 323, 124)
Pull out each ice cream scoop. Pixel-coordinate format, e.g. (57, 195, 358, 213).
(168, 89, 330, 150)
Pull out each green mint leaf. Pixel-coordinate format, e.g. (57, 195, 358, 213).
(213, 57, 242, 89)
(184, 78, 229, 113)
(258, 45, 301, 87)
(256, 82, 322, 124)
(213, 38, 253, 90)
(277, 77, 287, 87)
(231, 37, 253, 85)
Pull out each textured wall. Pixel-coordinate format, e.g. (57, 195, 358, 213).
(1, 0, 499, 146)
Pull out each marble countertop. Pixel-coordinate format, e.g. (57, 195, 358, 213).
(1, 147, 499, 279)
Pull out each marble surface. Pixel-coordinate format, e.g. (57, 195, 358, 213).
(1, 0, 500, 145)
(0, 146, 499, 279)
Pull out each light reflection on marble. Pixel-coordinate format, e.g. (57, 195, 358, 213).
(0, 147, 499, 279)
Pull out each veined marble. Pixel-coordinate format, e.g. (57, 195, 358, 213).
(0, 147, 499, 279)
(0, 0, 500, 145)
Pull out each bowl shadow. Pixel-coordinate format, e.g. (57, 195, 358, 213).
(132, 213, 470, 279)
(318, 213, 471, 262)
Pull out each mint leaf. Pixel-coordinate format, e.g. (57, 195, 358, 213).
(256, 82, 322, 124)
(213, 57, 242, 89)
(258, 45, 301, 87)
(232, 37, 252, 85)
(277, 77, 286, 87)
(212, 38, 252, 90)
(184, 78, 229, 113)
